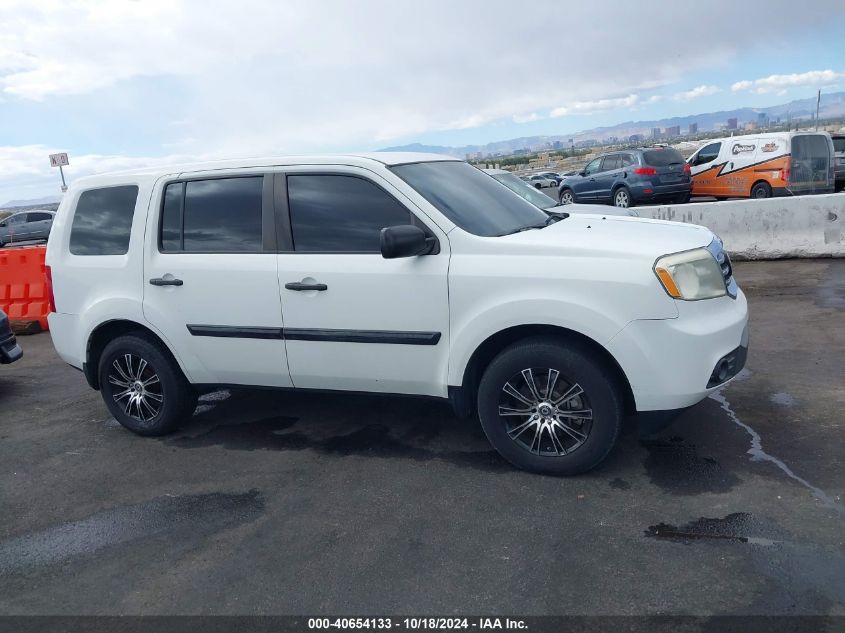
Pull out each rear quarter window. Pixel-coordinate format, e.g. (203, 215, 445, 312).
(642, 149, 685, 167)
(69, 185, 139, 255)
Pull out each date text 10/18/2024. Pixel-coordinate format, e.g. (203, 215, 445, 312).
(307, 618, 528, 630)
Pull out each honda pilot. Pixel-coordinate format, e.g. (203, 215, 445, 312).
(46, 153, 748, 475)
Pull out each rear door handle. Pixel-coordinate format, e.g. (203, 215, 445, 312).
(285, 282, 327, 291)
(149, 277, 183, 286)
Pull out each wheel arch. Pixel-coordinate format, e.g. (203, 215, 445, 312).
(750, 179, 772, 197)
(85, 319, 188, 390)
(449, 324, 636, 418)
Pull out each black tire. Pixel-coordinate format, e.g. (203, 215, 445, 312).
(612, 186, 634, 208)
(559, 189, 575, 205)
(751, 181, 772, 199)
(675, 193, 691, 204)
(98, 333, 197, 436)
(476, 337, 623, 475)
(534, 183, 542, 189)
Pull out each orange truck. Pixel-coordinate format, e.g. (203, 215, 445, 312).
(687, 131, 835, 199)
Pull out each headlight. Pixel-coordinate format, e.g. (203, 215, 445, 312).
(654, 248, 726, 300)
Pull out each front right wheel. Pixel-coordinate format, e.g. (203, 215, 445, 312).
(559, 189, 575, 205)
(477, 338, 623, 475)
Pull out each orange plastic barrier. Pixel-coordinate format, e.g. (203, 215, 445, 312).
(0, 245, 50, 331)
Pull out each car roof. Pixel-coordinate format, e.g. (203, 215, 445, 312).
(70, 152, 461, 188)
(482, 168, 509, 175)
(5, 209, 54, 216)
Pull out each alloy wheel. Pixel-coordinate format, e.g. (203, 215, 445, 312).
(498, 367, 593, 456)
(108, 353, 163, 422)
(614, 190, 630, 208)
(560, 191, 574, 205)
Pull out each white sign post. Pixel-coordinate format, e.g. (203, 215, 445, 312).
(49, 153, 70, 192)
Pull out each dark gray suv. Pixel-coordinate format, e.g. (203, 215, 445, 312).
(0, 210, 55, 247)
(558, 147, 691, 208)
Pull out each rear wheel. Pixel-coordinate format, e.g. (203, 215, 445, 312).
(98, 333, 197, 436)
(559, 189, 575, 205)
(477, 337, 623, 475)
(613, 187, 633, 208)
(674, 193, 691, 204)
(751, 181, 772, 199)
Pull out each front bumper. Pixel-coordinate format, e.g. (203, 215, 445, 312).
(606, 289, 749, 411)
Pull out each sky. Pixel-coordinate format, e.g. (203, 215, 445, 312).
(1, 0, 844, 203)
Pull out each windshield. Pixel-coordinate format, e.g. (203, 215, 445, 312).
(390, 161, 549, 236)
(492, 172, 555, 210)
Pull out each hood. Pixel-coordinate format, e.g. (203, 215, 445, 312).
(496, 214, 714, 259)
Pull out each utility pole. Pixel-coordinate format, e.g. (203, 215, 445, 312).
(815, 89, 821, 131)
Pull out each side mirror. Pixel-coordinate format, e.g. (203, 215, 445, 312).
(380, 225, 433, 259)
(579, 171, 586, 177)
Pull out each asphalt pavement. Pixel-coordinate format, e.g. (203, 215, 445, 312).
(0, 260, 843, 615)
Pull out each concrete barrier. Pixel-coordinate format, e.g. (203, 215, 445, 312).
(639, 192, 845, 260)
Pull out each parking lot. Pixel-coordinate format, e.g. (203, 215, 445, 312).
(0, 259, 843, 615)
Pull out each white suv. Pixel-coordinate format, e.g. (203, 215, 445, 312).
(46, 153, 748, 475)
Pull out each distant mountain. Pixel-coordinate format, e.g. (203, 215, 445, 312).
(381, 92, 845, 157)
(1, 195, 62, 208)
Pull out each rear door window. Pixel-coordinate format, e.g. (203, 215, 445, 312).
(69, 185, 139, 256)
(833, 138, 845, 154)
(28, 212, 52, 222)
(791, 135, 831, 185)
(160, 176, 264, 252)
(620, 154, 637, 167)
(600, 155, 622, 171)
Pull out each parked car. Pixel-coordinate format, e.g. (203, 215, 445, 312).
(527, 174, 556, 189)
(539, 172, 563, 186)
(832, 134, 845, 192)
(482, 169, 637, 217)
(0, 210, 55, 247)
(687, 131, 835, 199)
(47, 153, 748, 475)
(0, 309, 23, 364)
(558, 148, 692, 208)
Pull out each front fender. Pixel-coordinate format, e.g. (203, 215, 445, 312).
(448, 298, 632, 387)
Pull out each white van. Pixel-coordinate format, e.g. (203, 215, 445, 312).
(46, 153, 748, 475)
(687, 131, 834, 199)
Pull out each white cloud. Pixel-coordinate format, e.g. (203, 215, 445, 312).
(550, 94, 641, 117)
(0, 144, 216, 204)
(512, 112, 540, 124)
(731, 70, 845, 94)
(1, 0, 843, 200)
(672, 85, 721, 101)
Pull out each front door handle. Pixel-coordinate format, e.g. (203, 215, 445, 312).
(149, 277, 183, 286)
(285, 282, 327, 291)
